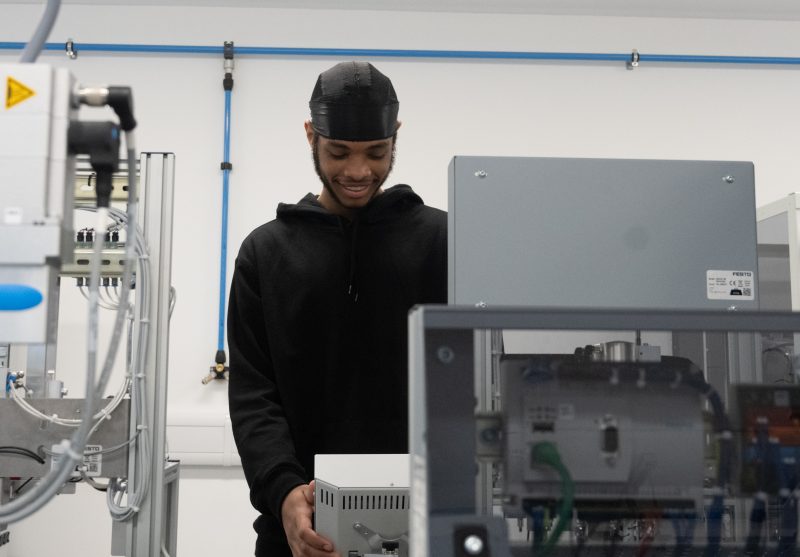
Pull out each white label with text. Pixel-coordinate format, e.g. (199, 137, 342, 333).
(706, 270, 755, 300)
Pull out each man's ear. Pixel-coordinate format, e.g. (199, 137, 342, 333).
(304, 120, 315, 146)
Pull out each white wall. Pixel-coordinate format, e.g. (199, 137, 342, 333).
(3, 3, 800, 556)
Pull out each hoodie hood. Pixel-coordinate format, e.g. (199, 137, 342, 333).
(275, 184, 426, 303)
(276, 184, 423, 224)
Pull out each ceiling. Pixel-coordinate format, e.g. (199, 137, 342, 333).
(4, 0, 800, 21)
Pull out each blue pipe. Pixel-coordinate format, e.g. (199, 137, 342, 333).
(4, 41, 800, 65)
(218, 88, 231, 352)
(0, 41, 223, 54)
(644, 53, 800, 65)
(235, 46, 627, 61)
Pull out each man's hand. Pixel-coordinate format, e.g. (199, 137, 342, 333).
(282, 480, 340, 557)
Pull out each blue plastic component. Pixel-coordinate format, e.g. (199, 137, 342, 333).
(0, 284, 43, 311)
(5, 373, 16, 394)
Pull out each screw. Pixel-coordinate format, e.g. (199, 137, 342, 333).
(723, 175, 735, 184)
(727, 306, 738, 311)
(463, 534, 484, 555)
(437, 346, 455, 364)
(480, 428, 500, 444)
(474, 170, 487, 179)
(475, 301, 487, 309)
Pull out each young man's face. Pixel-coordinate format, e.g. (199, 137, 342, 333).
(305, 121, 396, 216)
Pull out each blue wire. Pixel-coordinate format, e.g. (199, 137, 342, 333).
(772, 455, 797, 557)
(666, 509, 696, 557)
(4, 41, 800, 65)
(704, 495, 724, 557)
(521, 502, 545, 555)
(218, 89, 231, 352)
(745, 424, 771, 555)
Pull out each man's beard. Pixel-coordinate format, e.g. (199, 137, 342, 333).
(312, 134, 397, 210)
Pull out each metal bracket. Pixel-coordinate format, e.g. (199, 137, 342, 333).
(352, 522, 407, 552)
(626, 49, 640, 70)
(65, 38, 78, 60)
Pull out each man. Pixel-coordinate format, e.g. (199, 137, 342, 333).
(228, 61, 447, 557)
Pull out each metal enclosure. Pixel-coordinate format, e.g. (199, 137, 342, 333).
(757, 193, 800, 311)
(449, 156, 758, 310)
(0, 399, 130, 478)
(0, 65, 76, 344)
(500, 355, 704, 513)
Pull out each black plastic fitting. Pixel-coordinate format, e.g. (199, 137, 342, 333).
(107, 86, 137, 132)
(68, 121, 121, 207)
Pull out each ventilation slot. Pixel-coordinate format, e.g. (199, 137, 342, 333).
(338, 491, 408, 511)
(320, 488, 334, 508)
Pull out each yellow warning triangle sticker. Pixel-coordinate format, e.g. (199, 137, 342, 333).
(6, 77, 36, 110)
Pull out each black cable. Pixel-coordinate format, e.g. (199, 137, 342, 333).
(0, 446, 45, 465)
(14, 478, 33, 496)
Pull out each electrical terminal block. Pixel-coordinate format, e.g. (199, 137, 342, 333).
(62, 246, 127, 279)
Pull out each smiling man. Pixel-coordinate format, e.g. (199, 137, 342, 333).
(228, 62, 447, 557)
(310, 132, 395, 215)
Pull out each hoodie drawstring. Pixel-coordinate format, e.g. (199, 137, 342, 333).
(346, 217, 360, 302)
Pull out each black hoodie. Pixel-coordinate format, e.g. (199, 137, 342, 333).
(227, 184, 446, 552)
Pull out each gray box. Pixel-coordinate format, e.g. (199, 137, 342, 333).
(449, 156, 758, 310)
(500, 354, 704, 515)
(315, 454, 409, 556)
(0, 398, 130, 478)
